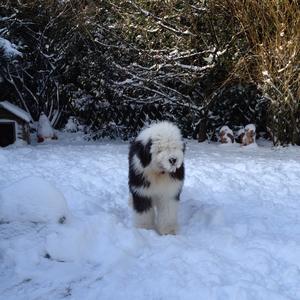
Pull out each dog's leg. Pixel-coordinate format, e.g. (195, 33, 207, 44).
(134, 207, 155, 230)
(131, 193, 155, 229)
(156, 198, 178, 235)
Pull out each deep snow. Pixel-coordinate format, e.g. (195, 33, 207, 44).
(1, 134, 300, 300)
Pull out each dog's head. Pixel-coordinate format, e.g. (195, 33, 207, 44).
(151, 138, 185, 173)
(219, 126, 234, 143)
(244, 124, 256, 144)
(135, 122, 185, 173)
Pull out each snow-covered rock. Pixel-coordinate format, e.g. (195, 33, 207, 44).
(0, 177, 71, 223)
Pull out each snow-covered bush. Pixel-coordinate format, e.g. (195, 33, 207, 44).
(222, 0, 300, 145)
(64, 116, 81, 133)
(0, 0, 297, 144)
(0, 1, 86, 126)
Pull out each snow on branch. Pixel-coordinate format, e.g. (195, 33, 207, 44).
(0, 37, 22, 58)
(128, 0, 195, 37)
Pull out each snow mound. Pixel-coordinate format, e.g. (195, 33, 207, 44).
(37, 112, 55, 139)
(0, 177, 71, 224)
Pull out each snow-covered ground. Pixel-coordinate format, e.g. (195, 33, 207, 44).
(1, 134, 300, 300)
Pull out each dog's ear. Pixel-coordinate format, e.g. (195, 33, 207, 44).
(228, 133, 234, 143)
(170, 162, 185, 181)
(135, 139, 152, 167)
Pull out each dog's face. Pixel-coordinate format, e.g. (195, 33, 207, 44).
(244, 130, 255, 144)
(219, 126, 234, 143)
(132, 121, 185, 174)
(150, 139, 185, 173)
(245, 129, 255, 138)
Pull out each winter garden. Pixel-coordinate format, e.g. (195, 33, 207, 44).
(1, 1, 300, 299)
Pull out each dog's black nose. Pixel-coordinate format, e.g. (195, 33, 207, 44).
(169, 157, 177, 165)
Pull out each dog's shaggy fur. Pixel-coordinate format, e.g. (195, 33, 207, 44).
(219, 126, 234, 144)
(242, 124, 256, 146)
(235, 128, 245, 144)
(128, 121, 185, 235)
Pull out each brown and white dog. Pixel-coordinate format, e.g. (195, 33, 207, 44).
(128, 122, 185, 235)
(219, 126, 234, 144)
(242, 124, 256, 146)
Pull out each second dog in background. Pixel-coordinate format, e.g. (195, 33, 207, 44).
(242, 124, 256, 145)
(235, 124, 256, 146)
(219, 124, 257, 146)
(219, 126, 234, 144)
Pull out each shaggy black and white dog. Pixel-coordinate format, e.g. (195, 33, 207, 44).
(129, 121, 185, 235)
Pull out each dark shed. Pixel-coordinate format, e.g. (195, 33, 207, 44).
(0, 101, 32, 147)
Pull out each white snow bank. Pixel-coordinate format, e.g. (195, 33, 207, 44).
(1, 139, 300, 299)
(0, 177, 71, 223)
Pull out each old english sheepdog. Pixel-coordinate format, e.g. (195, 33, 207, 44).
(129, 121, 185, 235)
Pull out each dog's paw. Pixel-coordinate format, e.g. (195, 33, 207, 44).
(156, 224, 177, 235)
